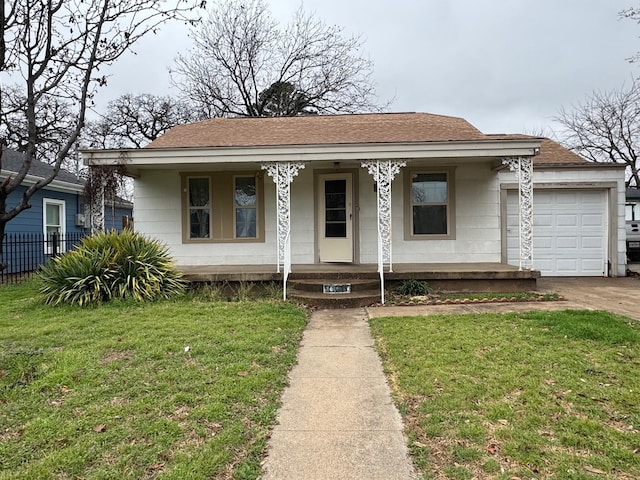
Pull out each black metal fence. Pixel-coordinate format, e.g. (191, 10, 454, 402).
(0, 232, 87, 284)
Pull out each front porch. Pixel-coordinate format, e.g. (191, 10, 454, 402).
(180, 262, 540, 296)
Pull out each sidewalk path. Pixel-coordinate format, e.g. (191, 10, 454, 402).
(261, 308, 416, 480)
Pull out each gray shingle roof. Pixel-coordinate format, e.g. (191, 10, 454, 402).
(1, 147, 84, 186)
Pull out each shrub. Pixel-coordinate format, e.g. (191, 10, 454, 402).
(395, 279, 430, 296)
(39, 230, 185, 306)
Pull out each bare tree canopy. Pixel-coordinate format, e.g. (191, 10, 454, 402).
(621, 5, 640, 62)
(555, 81, 640, 188)
(83, 93, 204, 149)
(0, 0, 200, 266)
(171, 0, 383, 118)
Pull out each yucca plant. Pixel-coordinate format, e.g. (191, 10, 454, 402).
(39, 230, 185, 306)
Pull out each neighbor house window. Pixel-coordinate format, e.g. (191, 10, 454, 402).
(404, 168, 455, 239)
(43, 198, 66, 254)
(188, 177, 211, 239)
(182, 172, 264, 243)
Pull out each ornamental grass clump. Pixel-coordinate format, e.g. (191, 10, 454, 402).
(39, 230, 185, 306)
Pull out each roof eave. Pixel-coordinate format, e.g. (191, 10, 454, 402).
(0, 169, 84, 194)
(81, 139, 542, 167)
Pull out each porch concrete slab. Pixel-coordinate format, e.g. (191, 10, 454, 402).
(261, 308, 416, 480)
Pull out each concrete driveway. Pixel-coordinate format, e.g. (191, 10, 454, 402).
(537, 276, 639, 321)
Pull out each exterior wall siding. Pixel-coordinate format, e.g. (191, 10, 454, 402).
(5, 185, 84, 235)
(136, 162, 501, 266)
(135, 169, 279, 265)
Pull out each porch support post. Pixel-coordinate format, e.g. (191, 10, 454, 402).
(89, 167, 105, 234)
(261, 161, 305, 300)
(502, 156, 534, 270)
(361, 159, 405, 304)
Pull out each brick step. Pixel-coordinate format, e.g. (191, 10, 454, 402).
(288, 289, 382, 309)
(288, 278, 380, 293)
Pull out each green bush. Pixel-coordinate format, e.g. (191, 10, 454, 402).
(395, 279, 430, 296)
(39, 230, 185, 306)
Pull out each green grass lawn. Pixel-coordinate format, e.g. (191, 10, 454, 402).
(370, 310, 640, 480)
(0, 281, 307, 479)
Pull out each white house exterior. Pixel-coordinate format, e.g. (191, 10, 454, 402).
(82, 113, 627, 278)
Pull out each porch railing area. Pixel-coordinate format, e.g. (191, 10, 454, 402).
(0, 232, 86, 284)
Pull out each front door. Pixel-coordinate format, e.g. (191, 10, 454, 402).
(317, 173, 353, 263)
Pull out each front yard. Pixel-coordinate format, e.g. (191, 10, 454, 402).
(0, 281, 307, 479)
(3, 279, 640, 479)
(370, 310, 640, 479)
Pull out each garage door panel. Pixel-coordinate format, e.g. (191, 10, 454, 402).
(556, 259, 578, 272)
(581, 236, 604, 248)
(556, 236, 577, 248)
(535, 236, 553, 249)
(581, 214, 604, 227)
(534, 214, 553, 227)
(556, 214, 578, 226)
(506, 190, 606, 276)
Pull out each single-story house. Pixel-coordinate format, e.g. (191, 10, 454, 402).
(81, 113, 627, 298)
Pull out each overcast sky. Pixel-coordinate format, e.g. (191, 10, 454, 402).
(101, 0, 640, 136)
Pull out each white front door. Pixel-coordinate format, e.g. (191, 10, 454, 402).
(318, 173, 353, 263)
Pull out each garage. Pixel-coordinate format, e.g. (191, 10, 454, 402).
(506, 189, 608, 276)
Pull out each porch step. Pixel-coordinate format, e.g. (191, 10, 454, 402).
(288, 278, 380, 293)
(287, 278, 382, 308)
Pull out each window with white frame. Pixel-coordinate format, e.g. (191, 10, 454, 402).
(404, 168, 455, 239)
(43, 198, 66, 254)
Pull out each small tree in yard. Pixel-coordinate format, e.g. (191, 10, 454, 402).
(0, 0, 200, 271)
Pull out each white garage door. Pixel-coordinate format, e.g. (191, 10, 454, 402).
(507, 190, 607, 276)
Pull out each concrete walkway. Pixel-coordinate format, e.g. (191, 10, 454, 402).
(261, 276, 639, 479)
(261, 308, 416, 480)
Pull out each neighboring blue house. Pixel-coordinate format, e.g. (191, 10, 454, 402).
(1, 148, 86, 238)
(1, 148, 132, 277)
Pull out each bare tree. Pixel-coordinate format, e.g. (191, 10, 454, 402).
(83, 93, 203, 149)
(171, 0, 383, 118)
(0, 0, 200, 267)
(621, 5, 640, 62)
(555, 81, 640, 188)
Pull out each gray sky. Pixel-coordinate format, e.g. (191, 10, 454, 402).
(102, 0, 640, 136)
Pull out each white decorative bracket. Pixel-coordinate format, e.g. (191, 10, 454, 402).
(261, 161, 305, 299)
(502, 157, 534, 270)
(361, 159, 405, 304)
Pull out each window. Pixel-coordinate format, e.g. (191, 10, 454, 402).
(404, 168, 455, 239)
(234, 176, 257, 238)
(188, 177, 211, 239)
(43, 198, 66, 254)
(182, 172, 264, 243)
